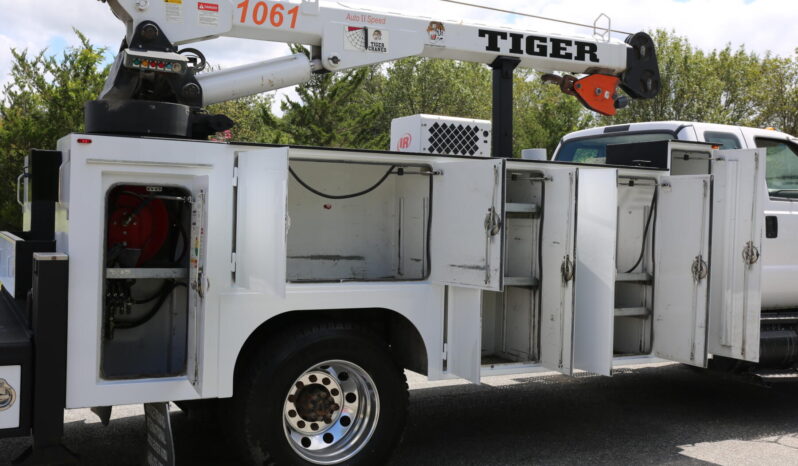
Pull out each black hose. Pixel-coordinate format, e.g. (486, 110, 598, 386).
(289, 165, 396, 200)
(117, 281, 187, 329)
(624, 190, 658, 274)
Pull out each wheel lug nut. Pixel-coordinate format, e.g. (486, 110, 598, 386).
(309, 375, 317, 383)
(331, 388, 339, 396)
(297, 421, 306, 428)
(296, 382, 304, 389)
(322, 377, 331, 385)
(288, 410, 297, 418)
(311, 423, 319, 431)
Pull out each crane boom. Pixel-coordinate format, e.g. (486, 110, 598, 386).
(92, 0, 660, 141)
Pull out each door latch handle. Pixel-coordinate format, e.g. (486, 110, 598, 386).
(561, 256, 575, 283)
(691, 255, 709, 282)
(742, 241, 760, 265)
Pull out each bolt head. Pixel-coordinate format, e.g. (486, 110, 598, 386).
(329, 55, 341, 65)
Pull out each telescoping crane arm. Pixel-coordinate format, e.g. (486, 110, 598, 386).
(93, 0, 660, 138)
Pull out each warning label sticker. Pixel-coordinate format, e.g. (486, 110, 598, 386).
(198, 2, 219, 27)
(165, 1, 183, 23)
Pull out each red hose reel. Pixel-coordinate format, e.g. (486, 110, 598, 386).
(107, 186, 169, 266)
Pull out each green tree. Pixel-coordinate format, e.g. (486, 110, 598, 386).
(264, 45, 386, 149)
(0, 31, 108, 229)
(206, 94, 289, 143)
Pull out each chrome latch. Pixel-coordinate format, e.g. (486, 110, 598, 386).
(742, 241, 760, 265)
(691, 255, 709, 282)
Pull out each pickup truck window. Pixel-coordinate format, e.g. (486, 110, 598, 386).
(704, 131, 742, 149)
(755, 137, 798, 199)
(556, 132, 674, 164)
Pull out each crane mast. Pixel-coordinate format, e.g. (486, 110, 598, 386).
(92, 0, 660, 150)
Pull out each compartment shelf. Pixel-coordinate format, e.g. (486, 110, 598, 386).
(504, 277, 539, 288)
(614, 307, 650, 318)
(505, 203, 540, 215)
(105, 268, 188, 280)
(616, 272, 652, 283)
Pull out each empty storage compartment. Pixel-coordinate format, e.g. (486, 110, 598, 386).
(101, 184, 192, 379)
(481, 169, 544, 365)
(287, 160, 431, 282)
(614, 178, 656, 356)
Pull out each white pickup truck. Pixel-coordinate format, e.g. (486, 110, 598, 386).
(554, 121, 798, 370)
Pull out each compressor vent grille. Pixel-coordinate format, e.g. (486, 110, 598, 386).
(427, 123, 482, 156)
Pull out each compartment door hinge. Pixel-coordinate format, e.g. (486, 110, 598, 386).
(442, 343, 448, 361)
(231, 252, 237, 273)
(232, 166, 239, 187)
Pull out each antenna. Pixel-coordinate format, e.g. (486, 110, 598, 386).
(441, 0, 633, 37)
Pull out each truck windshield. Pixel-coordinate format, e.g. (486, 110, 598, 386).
(755, 137, 798, 199)
(556, 132, 674, 164)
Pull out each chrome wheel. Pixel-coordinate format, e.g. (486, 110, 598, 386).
(282, 360, 380, 465)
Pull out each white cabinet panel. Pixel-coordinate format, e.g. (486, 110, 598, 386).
(539, 167, 577, 375)
(709, 150, 765, 362)
(653, 175, 711, 367)
(429, 158, 504, 291)
(573, 168, 617, 376)
(446, 287, 482, 383)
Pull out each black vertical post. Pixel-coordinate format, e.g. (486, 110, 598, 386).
(13, 253, 77, 466)
(491, 56, 521, 159)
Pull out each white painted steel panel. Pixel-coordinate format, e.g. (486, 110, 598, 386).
(573, 168, 618, 376)
(429, 158, 504, 291)
(653, 175, 711, 367)
(235, 149, 288, 297)
(0, 365, 21, 429)
(708, 150, 764, 362)
(446, 287, 483, 383)
(539, 166, 577, 375)
(60, 134, 233, 408)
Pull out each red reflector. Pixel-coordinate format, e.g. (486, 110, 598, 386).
(77, 138, 92, 144)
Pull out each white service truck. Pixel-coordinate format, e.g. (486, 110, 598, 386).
(0, 1, 771, 465)
(553, 122, 798, 371)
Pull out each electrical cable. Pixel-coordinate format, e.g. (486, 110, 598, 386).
(289, 165, 396, 200)
(624, 190, 658, 274)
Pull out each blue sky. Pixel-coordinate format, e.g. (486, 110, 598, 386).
(1, 0, 795, 108)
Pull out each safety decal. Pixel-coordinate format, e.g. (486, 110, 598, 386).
(344, 26, 389, 53)
(165, 0, 183, 23)
(427, 21, 445, 43)
(198, 2, 220, 27)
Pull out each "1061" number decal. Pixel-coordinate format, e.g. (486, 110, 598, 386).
(237, 1, 299, 28)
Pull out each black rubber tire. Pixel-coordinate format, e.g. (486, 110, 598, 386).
(229, 322, 409, 466)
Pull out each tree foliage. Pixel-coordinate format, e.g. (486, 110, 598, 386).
(0, 31, 108, 229)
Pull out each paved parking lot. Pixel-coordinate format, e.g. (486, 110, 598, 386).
(2, 361, 798, 465)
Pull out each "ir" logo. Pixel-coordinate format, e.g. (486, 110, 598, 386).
(397, 133, 412, 151)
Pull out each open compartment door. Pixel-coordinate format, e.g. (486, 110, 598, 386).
(445, 286, 482, 383)
(429, 158, 505, 291)
(572, 168, 618, 376)
(235, 148, 289, 297)
(653, 175, 711, 367)
(708, 150, 765, 362)
(539, 167, 577, 375)
(187, 175, 209, 393)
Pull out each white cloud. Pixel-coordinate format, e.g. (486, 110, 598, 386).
(1, 0, 795, 110)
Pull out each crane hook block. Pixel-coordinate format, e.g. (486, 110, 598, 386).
(542, 73, 624, 116)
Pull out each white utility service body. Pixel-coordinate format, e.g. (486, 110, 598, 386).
(554, 122, 798, 314)
(51, 132, 764, 409)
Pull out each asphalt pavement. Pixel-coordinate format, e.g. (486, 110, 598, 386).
(2, 361, 798, 465)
